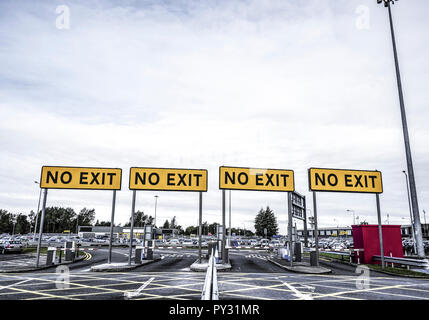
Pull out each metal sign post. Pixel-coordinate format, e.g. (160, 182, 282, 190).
(108, 190, 117, 264)
(376, 193, 386, 269)
(222, 190, 226, 262)
(128, 190, 136, 266)
(303, 196, 308, 247)
(287, 192, 293, 267)
(36, 188, 48, 267)
(199, 191, 203, 263)
(312, 191, 319, 267)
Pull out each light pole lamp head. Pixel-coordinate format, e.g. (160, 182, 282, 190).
(377, 0, 397, 7)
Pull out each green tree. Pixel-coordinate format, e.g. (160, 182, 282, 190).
(162, 219, 170, 229)
(76, 208, 95, 227)
(0, 210, 13, 234)
(254, 206, 278, 237)
(14, 213, 31, 234)
(124, 211, 154, 227)
(94, 220, 112, 227)
(42, 207, 76, 233)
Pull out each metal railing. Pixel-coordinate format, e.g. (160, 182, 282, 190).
(373, 255, 429, 269)
(201, 252, 219, 300)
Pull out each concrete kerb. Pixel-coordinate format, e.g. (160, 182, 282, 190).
(190, 259, 232, 272)
(0, 255, 86, 273)
(90, 255, 162, 272)
(267, 258, 332, 274)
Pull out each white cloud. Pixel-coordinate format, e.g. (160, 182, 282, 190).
(0, 0, 428, 234)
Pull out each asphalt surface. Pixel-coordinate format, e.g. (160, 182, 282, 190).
(1, 247, 429, 300)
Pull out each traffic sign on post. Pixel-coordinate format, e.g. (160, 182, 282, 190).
(38, 166, 121, 267)
(129, 167, 208, 192)
(40, 166, 122, 190)
(308, 167, 385, 269)
(219, 166, 294, 192)
(308, 168, 383, 193)
(128, 167, 207, 265)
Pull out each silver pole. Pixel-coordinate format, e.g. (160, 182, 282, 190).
(312, 192, 319, 267)
(303, 196, 308, 248)
(199, 192, 202, 263)
(228, 190, 232, 241)
(33, 187, 42, 239)
(386, 2, 424, 257)
(287, 192, 293, 267)
(376, 193, 385, 269)
(36, 188, 48, 267)
(403, 171, 417, 254)
(128, 190, 136, 265)
(108, 190, 116, 264)
(222, 190, 226, 262)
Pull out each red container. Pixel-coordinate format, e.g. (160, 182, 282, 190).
(352, 225, 403, 264)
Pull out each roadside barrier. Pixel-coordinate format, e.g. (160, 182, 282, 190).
(373, 255, 429, 269)
(201, 251, 218, 300)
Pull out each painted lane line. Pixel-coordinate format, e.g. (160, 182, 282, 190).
(125, 277, 155, 299)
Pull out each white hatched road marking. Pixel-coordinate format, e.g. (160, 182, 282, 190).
(125, 277, 155, 299)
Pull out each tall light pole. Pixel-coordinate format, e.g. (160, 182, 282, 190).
(307, 209, 314, 242)
(154, 195, 158, 227)
(378, 0, 425, 257)
(403, 170, 417, 253)
(347, 209, 355, 226)
(12, 214, 18, 235)
(33, 181, 42, 240)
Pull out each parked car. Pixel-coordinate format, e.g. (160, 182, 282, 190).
(1, 240, 23, 254)
(259, 239, 270, 247)
(167, 239, 181, 246)
(269, 240, 281, 248)
(182, 239, 194, 247)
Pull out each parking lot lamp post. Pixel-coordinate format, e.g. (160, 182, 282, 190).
(346, 209, 355, 226)
(33, 181, 42, 239)
(378, 0, 425, 257)
(12, 214, 17, 235)
(154, 195, 158, 228)
(423, 210, 427, 238)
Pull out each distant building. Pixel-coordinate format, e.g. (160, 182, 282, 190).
(78, 226, 123, 239)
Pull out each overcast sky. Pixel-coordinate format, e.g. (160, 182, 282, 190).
(0, 0, 428, 234)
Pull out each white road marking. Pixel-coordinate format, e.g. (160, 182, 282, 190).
(125, 277, 155, 299)
(279, 278, 313, 300)
(0, 279, 31, 291)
